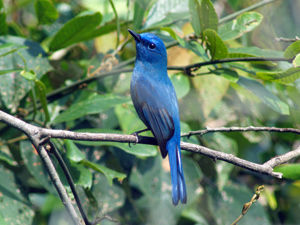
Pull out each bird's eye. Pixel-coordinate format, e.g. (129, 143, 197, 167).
(149, 43, 156, 49)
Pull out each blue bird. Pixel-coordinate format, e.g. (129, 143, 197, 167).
(128, 29, 187, 205)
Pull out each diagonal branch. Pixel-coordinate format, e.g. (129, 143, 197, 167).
(264, 145, 300, 168)
(0, 110, 83, 225)
(219, 0, 279, 24)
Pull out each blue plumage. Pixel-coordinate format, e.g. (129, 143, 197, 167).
(129, 30, 187, 205)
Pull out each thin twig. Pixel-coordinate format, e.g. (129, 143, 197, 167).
(219, 0, 279, 24)
(46, 55, 292, 104)
(182, 126, 300, 137)
(168, 57, 293, 76)
(46, 68, 132, 103)
(230, 185, 265, 225)
(275, 36, 300, 42)
(108, 0, 120, 47)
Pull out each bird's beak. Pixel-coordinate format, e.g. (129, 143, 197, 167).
(128, 29, 141, 43)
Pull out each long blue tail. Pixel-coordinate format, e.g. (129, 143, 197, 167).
(168, 142, 187, 205)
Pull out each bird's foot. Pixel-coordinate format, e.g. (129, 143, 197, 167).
(128, 128, 149, 147)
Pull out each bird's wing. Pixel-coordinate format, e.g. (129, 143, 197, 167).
(132, 81, 175, 158)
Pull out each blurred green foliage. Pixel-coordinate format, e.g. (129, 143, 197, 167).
(0, 0, 299, 224)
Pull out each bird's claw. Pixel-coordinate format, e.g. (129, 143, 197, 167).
(129, 132, 139, 148)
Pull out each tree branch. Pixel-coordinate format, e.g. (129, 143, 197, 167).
(168, 57, 293, 76)
(45, 55, 292, 105)
(264, 145, 300, 168)
(275, 36, 300, 42)
(2, 110, 300, 181)
(46, 68, 132, 103)
(0, 110, 83, 225)
(219, 0, 279, 24)
(48, 141, 91, 225)
(182, 126, 300, 137)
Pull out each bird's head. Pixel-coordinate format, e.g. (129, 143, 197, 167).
(128, 29, 167, 66)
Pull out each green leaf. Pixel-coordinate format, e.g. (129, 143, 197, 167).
(170, 73, 190, 99)
(189, 0, 202, 36)
(274, 164, 300, 180)
(228, 52, 276, 67)
(82, 160, 126, 185)
(0, 149, 16, 166)
(219, 12, 263, 41)
(0, 36, 52, 112)
(20, 70, 36, 80)
(0, 165, 34, 225)
(53, 94, 129, 124)
(115, 103, 145, 134)
(161, 27, 207, 57)
(0, 213, 6, 225)
(34, 0, 58, 24)
(161, 27, 191, 49)
(35, 80, 50, 123)
(203, 29, 228, 60)
(181, 208, 209, 224)
(90, 173, 125, 214)
(210, 68, 239, 82)
(130, 156, 202, 224)
(0, 44, 27, 58)
(193, 74, 230, 117)
(204, 133, 238, 189)
(0, 0, 7, 35)
(144, 0, 189, 28)
(256, 67, 300, 84)
(49, 11, 102, 51)
(20, 140, 56, 194)
(229, 46, 283, 58)
(40, 194, 63, 215)
(284, 40, 300, 59)
(237, 77, 289, 115)
(189, 0, 218, 36)
(293, 54, 300, 67)
(65, 140, 85, 162)
(65, 160, 92, 189)
(133, 0, 151, 29)
(0, 68, 22, 75)
(74, 128, 157, 157)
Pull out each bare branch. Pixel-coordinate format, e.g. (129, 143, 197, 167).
(182, 126, 300, 137)
(264, 145, 300, 168)
(180, 142, 282, 178)
(34, 144, 83, 225)
(48, 141, 91, 225)
(219, 0, 279, 24)
(168, 57, 293, 76)
(2, 110, 299, 180)
(275, 36, 300, 42)
(0, 110, 83, 225)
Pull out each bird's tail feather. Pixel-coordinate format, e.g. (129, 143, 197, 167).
(168, 142, 187, 205)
